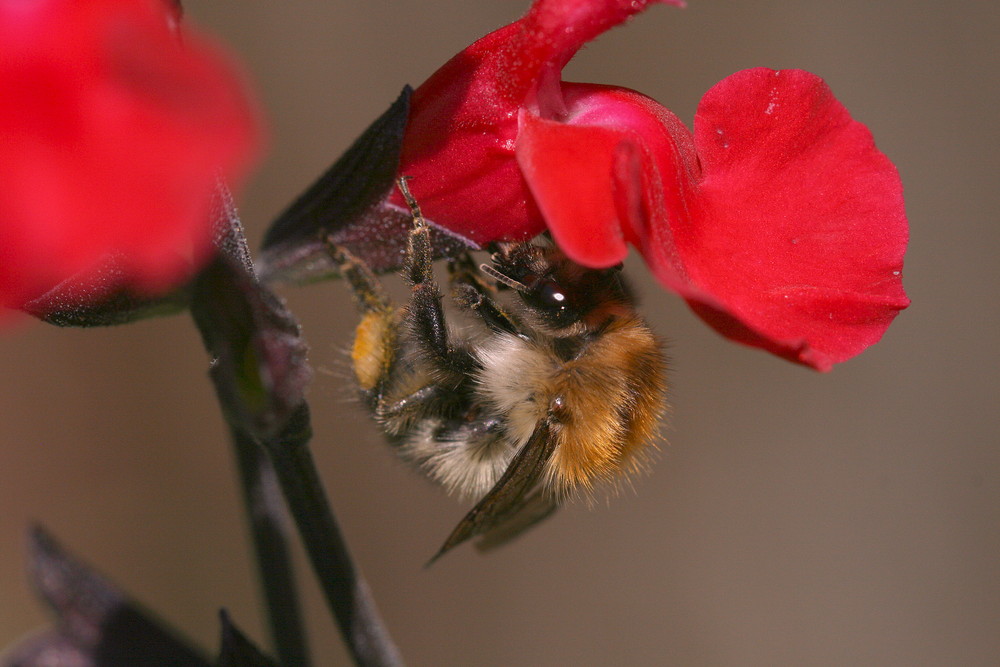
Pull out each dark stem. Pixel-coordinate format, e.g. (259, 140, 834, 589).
(231, 428, 311, 667)
(266, 407, 404, 667)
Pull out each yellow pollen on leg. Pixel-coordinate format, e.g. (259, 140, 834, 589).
(352, 311, 394, 390)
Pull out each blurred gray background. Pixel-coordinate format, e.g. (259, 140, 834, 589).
(2, 1, 997, 664)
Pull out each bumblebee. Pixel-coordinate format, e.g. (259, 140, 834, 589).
(329, 181, 667, 560)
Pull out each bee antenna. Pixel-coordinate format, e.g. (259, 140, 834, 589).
(480, 263, 528, 292)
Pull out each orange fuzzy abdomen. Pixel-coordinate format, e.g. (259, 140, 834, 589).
(475, 316, 667, 497)
(545, 319, 667, 494)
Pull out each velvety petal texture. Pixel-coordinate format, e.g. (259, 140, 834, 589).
(681, 69, 909, 369)
(524, 70, 909, 369)
(0, 0, 260, 312)
(395, 0, 683, 245)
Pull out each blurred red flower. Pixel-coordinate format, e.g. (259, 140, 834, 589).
(394, 0, 909, 370)
(0, 0, 260, 313)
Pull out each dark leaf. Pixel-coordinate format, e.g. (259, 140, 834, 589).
(258, 86, 475, 284)
(261, 87, 411, 253)
(3, 527, 210, 667)
(216, 611, 280, 667)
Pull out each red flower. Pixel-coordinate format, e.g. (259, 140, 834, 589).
(394, 0, 909, 371)
(0, 0, 260, 313)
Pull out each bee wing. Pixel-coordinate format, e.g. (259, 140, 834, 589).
(429, 421, 557, 563)
(472, 489, 558, 553)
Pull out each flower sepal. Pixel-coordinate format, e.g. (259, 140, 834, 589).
(259, 86, 475, 286)
(217, 611, 280, 667)
(19, 257, 194, 327)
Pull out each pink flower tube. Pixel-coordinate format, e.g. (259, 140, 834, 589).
(393, 0, 909, 370)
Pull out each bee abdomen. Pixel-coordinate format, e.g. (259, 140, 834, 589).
(544, 318, 667, 495)
(398, 416, 515, 499)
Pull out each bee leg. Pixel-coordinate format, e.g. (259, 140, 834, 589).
(452, 284, 524, 337)
(374, 384, 441, 420)
(447, 252, 495, 296)
(321, 238, 400, 408)
(443, 250, 524, 336)
(322, 240, 391, 316)
(398, 180, 478, 376)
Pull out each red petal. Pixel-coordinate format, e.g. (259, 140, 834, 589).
(394, 22, 539, 245)
(515, 109, 629, 267)
(499, 0, 684, 106)
(395, 0, 683, 244)
(659, 68, 909, 370)
(517, 84, 705, 279)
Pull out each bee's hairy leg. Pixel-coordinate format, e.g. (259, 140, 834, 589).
(322, 239, 391, 315)
(322, 238, 399, 407)
(374, 384, 440, 420)
(452, 283, 524, 337)
(447, 252, 495, 296)
(398, 177, 434, 287)
(398, 179, 478, 376)
(446, 252, 524, 336)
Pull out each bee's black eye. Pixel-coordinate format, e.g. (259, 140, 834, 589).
(536, 279, 568, 311)
(524, 277, 579, 328)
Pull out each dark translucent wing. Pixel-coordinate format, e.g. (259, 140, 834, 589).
(473, 489, 559, 553)
(429, 421, 557, 563)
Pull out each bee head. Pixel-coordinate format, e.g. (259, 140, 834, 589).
(481, 242, 631, 331)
